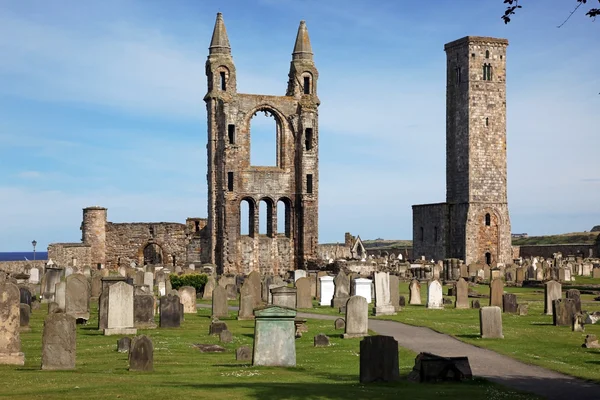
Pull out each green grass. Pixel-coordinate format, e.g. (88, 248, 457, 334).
(511, 231, 600, 246)
(0, 301, 540, 400)
(301, 282, 600, 383)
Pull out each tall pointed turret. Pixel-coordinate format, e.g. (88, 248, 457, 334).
(209, 12, 231, 55)
(292, 20, 313, 60)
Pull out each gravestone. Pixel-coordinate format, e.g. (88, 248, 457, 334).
(573, 313, 585, 332)
(178, 286, 197, 314)
(309, 272, 317, 299)
(409, 280, 421, 305)
(389, 275, 400, 311)
(209, 320, 228, 335)
(316, 271, 327, 300)
(489, 278, 504, 308)
(160, 292, 181, 328)
(517, 304, 528, 316)
(157, 281, 166, 296)
(373, 272, 396, 315)
(479, 306, 503, 339)
(566, 289, 582, 313)
(319, 275, 334, 306)
(91, 275, 102, 298)
(220, 330, 233, 343)
(454, 278, 469, 309)
(314, 334, 330, 347)
(41, 267, 63, 303)
(334, 318, 345, 330)
(295, 277, 312, 309)
(55, 281, 66, 312)
(294, 269, 307, 282)
(65, 273, 90, 321)
(29, 267, 40, 284)
(19, 287, 32, 309)
(407, 352, 472, 383)
(129, 335, 153, 372)
(212, 286, 228, 318)
(0, 282, 25, 365)
(134, 271, 144, 286)
(115, 337, 131, 353)
(48, 302, 60, 314)
(246, 271, 263, 308)
(553, 298, 577, 326)
(593, 268, 600, 279)
(502, 293, 518, 313)
(225, 284, 237, 300)
(41, 313, 76, 370)
(253, 306, 296, 367)
(472, 299, 481, 309)
(515, 268, 524, 283)
(134, 292, 156, 329)
(544, 280, 562, 316)
(582, 335, 600, 349)
(399, 296, 406, 307)
(104, 282, 136, 336)
(332, 271, 350, 309)
(343, 296, 368, 338)
(143, 272, 154, 290)
(19, 304, 31, 333)
(359, 336, 400, 383)
(271, 286, 297, 309)
(236, 346, 252, 361)
(238, 282, 255, 320)
(426, 280, 443, 310)
(353, 278, 372, 304)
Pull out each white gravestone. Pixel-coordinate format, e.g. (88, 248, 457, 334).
(373, 272, 396, 316)
(143, 272, 154, 289)
(426, 280, 444, 309)
(294, 270, 307, 282)
(28, 267, 40, 284)
(353, 278, 372, 304)
(104, 282, 137, 336)
(319, 276, 334, 306)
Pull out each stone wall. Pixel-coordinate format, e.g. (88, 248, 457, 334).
(0, 260, 46, 275)
(317, 243, 352, 261)
(412, 203, 447, 261)
(515, 244, 598, 259)
(47, 243, 92, 268)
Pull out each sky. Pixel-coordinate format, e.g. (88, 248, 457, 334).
(0, 0, 599, 251)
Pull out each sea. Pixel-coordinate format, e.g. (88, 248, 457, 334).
(0, 252, 48, 261)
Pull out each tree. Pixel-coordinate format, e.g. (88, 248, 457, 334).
(502, 0, 600, 26)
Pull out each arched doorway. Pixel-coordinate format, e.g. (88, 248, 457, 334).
(143, 243, 163, 265)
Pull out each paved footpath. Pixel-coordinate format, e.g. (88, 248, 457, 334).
(296, 312, 600, 400)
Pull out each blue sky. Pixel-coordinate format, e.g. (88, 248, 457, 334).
(0, 0, 599, 251)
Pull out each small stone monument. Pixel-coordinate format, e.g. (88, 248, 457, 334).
(454, 278, 469, 309)
(373, 272, 396, 315)
(252, 306, 296, 367)
(19, 304, 31, 333)
(0, 282, 25, 365)
(359, 335, 400, 383)
(219, 330, 233, 343)
(271, 286, 297, 309)
(409, 280, 421, 305)
(426, 280, 443, 310)
(236, 346, 252, 361)
(332, 271, 350, 309)
(319, 275, 334, 306)
(238, 283, 255, 320)
(212, 286, 228, 318)
(334, 318, 345, 330)
(203, 276, 216, 300)
(129, 335, 153, 371)
(479, 306, 503, 339)
(160, 292, 182, 328)
(209, 320, 229, 335)
(178, 286, 197, 314)
(517, 304, 528, 316)
(489, 278, 504, 308)
(353, 278, 372, 304)
(134, 291, 156, 329)
(502, 293, 518, 313)
(573, 313, 585, 332)
(104, 282, 137, 336)
(553, 298, 577, 326)
(295, 277, 312, 309)
(343, 296, 368, 338)
(41, 313, 76, 370)
(117, 337, 131, 353)
(544, 280, 562, 316)
(314, 334, 330, 347)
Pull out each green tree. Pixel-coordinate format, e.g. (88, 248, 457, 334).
(502, 0, 599, 25)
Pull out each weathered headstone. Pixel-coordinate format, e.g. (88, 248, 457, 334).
(29, 267, 40, 284)
(316, 271, 327, 300)
(566, 289, 582, 313)
(489, 278, 504, 308)
(225, 283, 237, 300)
(479, 306, 503, 339)
(472, 299, 481, 309)
(55, 281, 66, 312)
(219, 329, 233, 343)
(246, 271, 262, 308)
(515, 268, 524, 283)
(143, 272, 154, 290)
(319, 275, 334, 306)
(238, 282, 255, 320)
(178, 286, 197, 314)
(359, 336, 400, 383)
(399, 296, 406, 307)
(65, 273, 90, 321)
(407, 352, 472, 383)
(160, 292, 181, 328)
(582, 335, 600, 349)
(129, 335, 153, 371)
(271, 286, 297, 309)
(19, 304, 31, 333)
(209, 320, 228, 336)
(91, 275, 102, 298)
(454, 278, 469, 309)
(389, 275, 400, 311)
(134, 291, 156, 329)
(212, 286, 228, 318)
(344, 296, 368, 338)
(236, 346, 252, 361)
(314, 334, 330, 347)
(334, 318, 345, 330)
(426, 280, 443, 310)
(573, 313, 585, 332)
(0, 282, 25, 365)
(295, 277, 312, 309)
(553, 298, 577, 326)
(203, 276, 215, 300)
(117, 337, 131, 352)
(41, 313, 76, 370)
(104, 282, 137, 336)
(252, 306, 296, 366)
(373, 272, 396, 315)
(544, 280, 562, 316)
(409, 279, 421, 305)
(332, 271, 350, 309)
(502, 293, 518, 313)
(593, 268, 600, 279)
(19, 287, 32, 309)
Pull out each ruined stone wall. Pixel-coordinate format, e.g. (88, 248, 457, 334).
(0, 260, 46, 275)
(516, 244, 597, 259)
(81, 206, 107, 267)
(317, 243, 351, 261)
(47, 243, 92, 268)
(412, 203, 448, 261)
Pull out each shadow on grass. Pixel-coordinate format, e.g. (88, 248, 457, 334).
(456, 334, 481, 339)
(241, 333, 255, 339)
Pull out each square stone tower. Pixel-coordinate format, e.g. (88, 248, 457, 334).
(412, 36, 512, 266)
(204, 14, 319, 274)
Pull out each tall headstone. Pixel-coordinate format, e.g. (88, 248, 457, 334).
(143, 272, 154, 290)
(389, 275, 400, 311)
(178, 286, 197, 314)
(316, 271, 327, 300)
(129, 335, 153, 371)
(41, 313, 76, 370)
(373, 272, 396, 315)
(212, 285, 228, 318)
(19, 286, 32, 309)
(91, 275, 102, 298)
(353, 278, 372, 304)
(19, 304, 31, 333)
(489, 278, 504, 308)
(41, 267, 63, 303)
(479, 306, 503, 339)
(65, 273, 90, 321)
(332, 271, 350, 309)
(455, 278, 469, 309)
(247, 271, 263, 308)
(426, 280, 443, 310)
(104, 282, 136, 336)
(252, 306, 296, 367)
(160, 292, 182, 328)
(0, 283, 25, 365)
(359, 336, 400, 383)
(134, 291, 156, 329)
(409, 280, 421, 305)
(566, 289, 582, 313)
(319, 275, 334, 306)
(55, 281, 66, 312)
(295, 277, 312, 309)
(544, 280, 562, 316)
(238, 282, 255, 320)
(343, 296, 368, 338)
(553, 298, 577, 326)
(28, 267, 40, 284)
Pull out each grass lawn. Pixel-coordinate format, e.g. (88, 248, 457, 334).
(0, 301, 540, 400)
(300, 281, 600, 383)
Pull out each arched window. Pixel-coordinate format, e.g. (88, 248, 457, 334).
(220, 71, 226, 91)
(483, 64, 492, 81)
(485, 50, 490, 59)
(485, 252, 492, 266)
(258, 199, 273, 237)
(277, 198, 291, 237)
(250, 109, 278, 166)
(485, 117, 489, 127)
(485, 213, 491, 226)
(240, 199, 255, 237)
(303, 76, 311, 94)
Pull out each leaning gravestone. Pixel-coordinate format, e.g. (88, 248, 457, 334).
(178, 286, 197, 314)
(544, 280, 562, 316)
(566, 289, 582, 313)
(480, 306, 504, 339)
(253, 306, 296, 367)
(455, 278, 469, 309)
(65, 273, 90, 322)
(409, 280, 421, 305)
(373, 272, 396, 315)
(129, 335, 153, 372)
(212, 286, 228, 318)
(295, 277, 312, 309)
(553, 298, 577, 326)
(489, 278, 504, 308)
(160, 292, 181, 328)
(104, 282, 137, 336)
(41, 313, 76, 370)
(0, 282, 25, 365)
(502, 293, 518, 313)
(426, 280, 443, 310)
(359, 335, 400, 383)
(332, 271, 350, 309)
(344, 296, 368, 338)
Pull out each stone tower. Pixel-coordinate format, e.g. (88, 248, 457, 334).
(412, 36, 512, 266)
(81, 206, 107, 268)
(204, 14, 320, 274)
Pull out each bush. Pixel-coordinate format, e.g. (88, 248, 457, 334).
(169, 273, 208, 294)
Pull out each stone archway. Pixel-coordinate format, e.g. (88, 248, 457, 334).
(143, 243, 163, 265)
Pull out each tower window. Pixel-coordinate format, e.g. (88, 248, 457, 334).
(482, 64, 492, 81)
(471, 53, 475, 58)
(194, 221, 200, 233)
(228, 124, 235, 144)
(220, 71, 226, 90)
(303, 76, 310, 94)
(434, 226, 438, 242)
(485, 213, 491, 226)
(227, 172, 234, 191)
(485, 50, 490, 59)
(455, 67, 461, 84)
(305, 128, 313, 151)
(485, 252, 492, 266)
(485, 117, 489, 127)
(420, 227, 424, 242)
(306, 174, 313, 194)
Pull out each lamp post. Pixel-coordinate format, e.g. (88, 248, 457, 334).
(32, 240, 37, 261)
